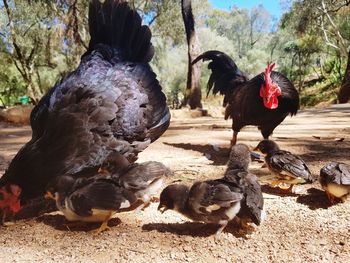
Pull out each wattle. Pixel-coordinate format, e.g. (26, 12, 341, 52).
(263, 96, 279, 109)
(260, 86, 281, 109)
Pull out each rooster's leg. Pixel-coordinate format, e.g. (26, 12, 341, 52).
(231, 131, 238, 146)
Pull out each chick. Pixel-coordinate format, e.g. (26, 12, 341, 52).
(254, 139, 315, 193)
(99, 150, 171, 210)
(224, 144, 265, 227)
(46, 175, 136, 234)
(116, 161, 171, 210)
(320, 162, 350, 204)
(98, 151, 130, 176)
(158, 181, 243, 237)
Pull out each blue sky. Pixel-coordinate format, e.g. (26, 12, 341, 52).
(209, 0, 286, 19)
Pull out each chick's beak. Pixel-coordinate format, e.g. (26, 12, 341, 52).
(44, 191, 55, 200)
(157, 204, 168, 214)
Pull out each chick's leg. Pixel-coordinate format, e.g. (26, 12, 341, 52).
(271, 180, 294, 193)
(89, 214, 112, 235)
(91, 221, 110, 235)
(215, 220, 228, 239)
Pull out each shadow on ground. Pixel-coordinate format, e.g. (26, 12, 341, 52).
(296, 188, 334, 210)
(36, 214, 122, 232)
(142, 220, 254, 239)
(164, 142, 230, 166)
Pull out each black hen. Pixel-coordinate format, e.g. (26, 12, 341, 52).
(193, 50, 299, 145)
(0, 0, 170, 214)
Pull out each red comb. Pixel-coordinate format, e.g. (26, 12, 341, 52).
(264, 63, 275, 89)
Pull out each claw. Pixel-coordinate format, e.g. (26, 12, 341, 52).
(271, 180, 294, 193)
(270, 180, 282, 187)
(89, 221, 110, 235)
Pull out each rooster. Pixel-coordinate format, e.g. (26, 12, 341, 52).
(193, 50, 299, 145)
(0, 0, 170, 221)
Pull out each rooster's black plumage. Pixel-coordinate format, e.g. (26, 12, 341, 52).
(193, 50, 299, 145)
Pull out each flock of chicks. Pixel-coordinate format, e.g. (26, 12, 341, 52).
(0, 0, 349, 239)
(44, 139, 350, 237)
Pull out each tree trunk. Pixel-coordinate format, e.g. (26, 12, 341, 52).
(181, 0, 202, 109)
(338, 49, 350, 103)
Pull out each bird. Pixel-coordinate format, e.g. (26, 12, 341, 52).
(98, 151, 131, 176)
(98, 151, 171, 209)
(192, 50, 299, 146)
(254, 139, 315, 193)
(46, 175, 137, 234)
(116, 161, 172, 210)
(0, 0, 170, 219)
(223, 144, 264, 227)
(319, 162, 350, 204)
(158, 180, 243, 237)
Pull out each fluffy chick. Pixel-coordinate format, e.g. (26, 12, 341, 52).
(158, 180, 243, 237)
(116, 161, 171, 210)
(47, 175, 136, 234)
(254, 139, 315, 192)
(224, 144, 265, 227)
(100, 151, 171, 210)
(320, 162, 350, 204)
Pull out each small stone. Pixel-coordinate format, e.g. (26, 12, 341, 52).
(183, 246, 191, 252)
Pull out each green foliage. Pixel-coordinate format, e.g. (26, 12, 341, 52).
(0, 67, 26, 106)
(0, 0, 349, 107)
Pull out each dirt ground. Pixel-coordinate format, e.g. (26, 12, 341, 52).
(0, 104, 350, 263)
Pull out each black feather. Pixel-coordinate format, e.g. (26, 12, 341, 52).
(193, 50, 248, 99)
(1, 0, 169, 205)
(87, 0, 153, 63)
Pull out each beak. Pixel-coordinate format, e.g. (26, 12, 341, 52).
(98, 166, 109, 176)
(157, 204, 167, 214)
(44, 191, 55, 200)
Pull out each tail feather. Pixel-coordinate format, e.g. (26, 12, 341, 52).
(87, 0, 154, 63)
(193, 50, 247, 103)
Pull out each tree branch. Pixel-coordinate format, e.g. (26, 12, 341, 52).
(12, 59, 26, 77)
(319, 17, 340, 50)
(320, 0, 348, 57)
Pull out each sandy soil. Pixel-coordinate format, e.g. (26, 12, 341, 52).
(0, 104, 350, 263)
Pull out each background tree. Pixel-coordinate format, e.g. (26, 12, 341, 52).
(0, 0, 349, 108)
(181, 0, 202, 109)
